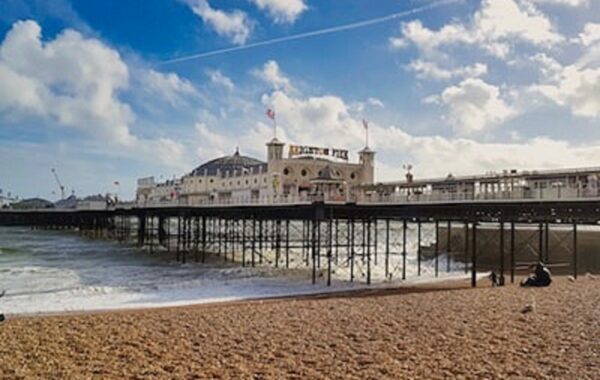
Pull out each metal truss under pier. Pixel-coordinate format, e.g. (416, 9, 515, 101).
(2, 199, 599, 287)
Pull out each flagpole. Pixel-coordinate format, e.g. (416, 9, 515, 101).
(267, 108, 277, 140)
(363, 119, 369, 148)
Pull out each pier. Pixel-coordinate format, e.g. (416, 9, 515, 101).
(1, 197, 597, 287)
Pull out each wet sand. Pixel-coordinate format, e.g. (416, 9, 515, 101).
(1, 276, 599, 379)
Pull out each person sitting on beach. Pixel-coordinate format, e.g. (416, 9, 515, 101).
(0, 290, 4, 323)
(520, 262, 552, 287)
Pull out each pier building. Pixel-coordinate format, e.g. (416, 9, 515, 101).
(136, 138, 375, 206)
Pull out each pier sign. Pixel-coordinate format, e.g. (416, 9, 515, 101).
(288, 145, 348, 161)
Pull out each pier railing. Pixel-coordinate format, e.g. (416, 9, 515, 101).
(133, 186, 600, 208)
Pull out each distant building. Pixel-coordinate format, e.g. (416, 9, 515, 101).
(0, 194, 17, 208)
(136, 138, 375, 205)
(11, 198, 54, 210)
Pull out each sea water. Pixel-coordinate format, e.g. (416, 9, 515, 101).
(0, 225, 468, 315)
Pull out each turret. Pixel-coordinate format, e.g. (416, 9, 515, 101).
(358, 147, 375, 185)
(266, 138, 284, 162)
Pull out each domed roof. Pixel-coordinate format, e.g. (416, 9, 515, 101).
(190, 149, 266, 177)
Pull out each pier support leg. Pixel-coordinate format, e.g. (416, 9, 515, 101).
(327, 219, 332, 287)
(573, 223, 578, 279)
(447, 221, 452, 273)
(385, 219, 390, 280)
(350, 219, 355, 283)
(545, 222, 550, 263)
(402, 220, 407, 281)
(137, 215, 146, 247)
(176, 216, 181, 262)
(499, 222, 504, 285)
(464, 222, 469, 274)
(373, 219, 378, 266)
(258, 220, 263, 265)
(312, 219, 318, 285)
(435, 220, 439, 277)
(241, 218, 246, 266)
(471, 222, 477, 288)
(538, 223, 543, 262)
(367, 219, 371, 285)
(201, 216, 207, 263)
(417, 220, 422, 277)
(510, 222, 515, 284)
(275, 220, 281, 268)
(194, 217, 200, 262)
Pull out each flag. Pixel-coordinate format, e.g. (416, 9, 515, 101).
(362, 119, 369, 130)
(266, 108, 275, 120)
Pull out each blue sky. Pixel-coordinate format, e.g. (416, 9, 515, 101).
(0, 0, 599, 200)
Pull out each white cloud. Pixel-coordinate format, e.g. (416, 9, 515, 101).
(139, 69, 197, 107)
(530, 22, 600, 120)
(531, 0, 588, 7)
(534, 66, 600, 118)
(392, 0, 563, 59)
(373, 125, 600, 180)
(367, 97, 385, 108)
(0, 20, 135, 144)
(144, 138, 188, 170)
(0, 20, 192, 173)
(185, 0, 252, 45)
(576, 23, 600, 47)
(195, 121, 229, 156)
(408, 60, 488, 80)
(530, 53, 563, 81)
(261, 90, 366, 149)
(206, 69, 234, 91)
(249, 0, 307, 24)
(429, 78, 515, 134)
(350, 97, 385, 113)
(253, 60, 295, 93)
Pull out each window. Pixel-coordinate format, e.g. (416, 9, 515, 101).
(209, 179, 214, 183)
(301, 169, 307, 177)
(283, 168, 290, 175)
(350, 173, 356, 180)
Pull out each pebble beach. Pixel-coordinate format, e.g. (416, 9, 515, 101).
(1, 276, 599, 379)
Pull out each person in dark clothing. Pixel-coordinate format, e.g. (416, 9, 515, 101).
(521, 262, 552, 287)
(0, 290, 4, 323)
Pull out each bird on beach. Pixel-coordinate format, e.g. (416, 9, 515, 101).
(520, 300, 536, 314)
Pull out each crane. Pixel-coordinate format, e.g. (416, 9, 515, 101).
(51, 168, 66, 200)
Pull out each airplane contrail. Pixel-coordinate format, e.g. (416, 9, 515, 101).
(160, 0, 462, 65)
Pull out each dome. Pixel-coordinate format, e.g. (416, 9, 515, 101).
(190, 149, 266, 177)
